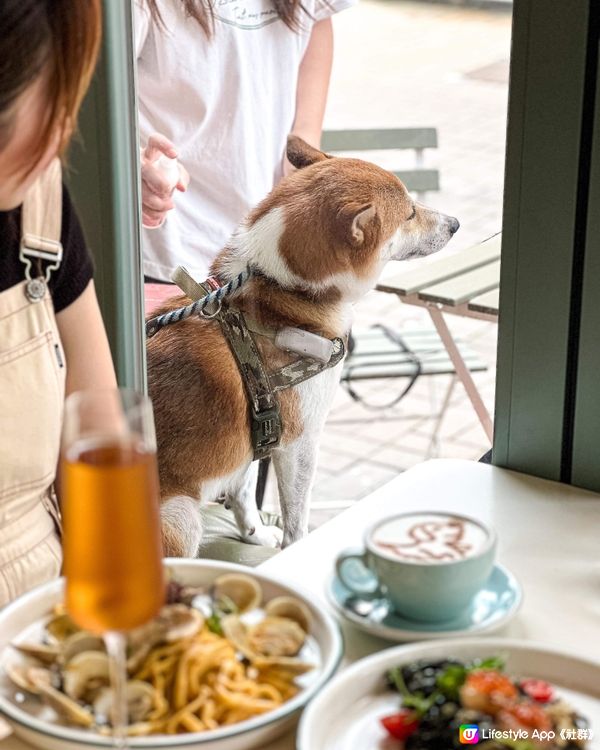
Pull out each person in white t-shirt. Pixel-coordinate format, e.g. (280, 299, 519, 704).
(134, 0, 356, 283)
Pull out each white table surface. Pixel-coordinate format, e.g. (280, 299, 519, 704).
(2, 459, 599, 749)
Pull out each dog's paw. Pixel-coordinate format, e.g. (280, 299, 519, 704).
(243, 524, 283, 549)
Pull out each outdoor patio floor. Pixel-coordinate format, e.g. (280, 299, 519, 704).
(263, 0, 512, 526)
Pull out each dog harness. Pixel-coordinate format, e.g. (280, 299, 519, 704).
(146, 267, 346, 459)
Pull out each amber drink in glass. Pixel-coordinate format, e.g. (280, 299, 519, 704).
(61, 389, 165, 746)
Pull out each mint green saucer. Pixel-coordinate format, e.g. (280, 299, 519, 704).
(327, 563, 522, 642)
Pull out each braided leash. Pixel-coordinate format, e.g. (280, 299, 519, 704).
(145, 266, 252, 338)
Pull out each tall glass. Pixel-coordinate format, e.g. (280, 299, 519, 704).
(61, 389, 165, 746)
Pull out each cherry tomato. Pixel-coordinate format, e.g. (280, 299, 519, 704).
(380, 709, 420, 741)
(520, 679, 555, 704)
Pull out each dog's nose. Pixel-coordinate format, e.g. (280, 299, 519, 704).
(448, 217, 460, 235)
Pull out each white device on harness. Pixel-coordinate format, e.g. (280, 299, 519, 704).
(275, 327, 334, 364)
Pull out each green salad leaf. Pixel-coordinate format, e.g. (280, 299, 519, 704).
(387, 667, 438, 716)
(474, 655, 506, 671)
(436, 655, 507, 700)
(206, 612, 224, 635)
(206, 594, 238, 636)
(436, 664, 467, 700)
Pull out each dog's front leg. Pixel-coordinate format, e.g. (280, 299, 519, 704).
(160, 495, 203, 558)
(272, 435, 319, 547)
(228, 461, 283, 548)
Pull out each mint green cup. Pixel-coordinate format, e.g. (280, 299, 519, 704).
(336, 512, 497, 623)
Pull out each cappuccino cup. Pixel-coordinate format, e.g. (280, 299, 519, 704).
(335, 511, 496, 622)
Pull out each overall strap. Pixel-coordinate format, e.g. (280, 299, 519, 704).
(20, 158, 63, 301)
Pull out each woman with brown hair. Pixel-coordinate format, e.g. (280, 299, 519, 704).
(0, 0, 117, 604)
(136, 0, 356, 283)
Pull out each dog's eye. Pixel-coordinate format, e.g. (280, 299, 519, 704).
(407, 205, 416, 221)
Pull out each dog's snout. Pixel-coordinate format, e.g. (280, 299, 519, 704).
(448, 217, 460, 235)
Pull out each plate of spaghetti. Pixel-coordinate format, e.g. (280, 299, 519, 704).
(0, 560, 343, 750)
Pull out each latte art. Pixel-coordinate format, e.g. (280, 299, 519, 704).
(372, 514, 488, 563)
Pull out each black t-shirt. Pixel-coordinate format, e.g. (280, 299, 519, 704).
(0, 184, 94, 313)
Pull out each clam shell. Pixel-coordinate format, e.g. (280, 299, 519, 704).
(221, 615, 313, 675)
(125, 605, 204, 673)
(160, 604, 204, 642)
(264, 596, 312, 633)
(220, 615, 256, 661)
(253, 655, 315, 676)
(28, 668, 94, 728)
(12, 643, 60, 666)
(63, 651, 110, 701)
(46, 613, 79, 643)
(213, 574, 262, 613)
(62, 633, 105, 664)
(247, 617, 306, 657)
(4, 662, 40, 694)
(93, 680, 157, 725)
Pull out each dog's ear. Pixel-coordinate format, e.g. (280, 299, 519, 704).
(287, 135, 331, 169)
(349, 204, 377, 246)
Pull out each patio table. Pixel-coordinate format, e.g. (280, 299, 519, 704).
(377, 234, 501, 442)
(2, 459, 598, 749)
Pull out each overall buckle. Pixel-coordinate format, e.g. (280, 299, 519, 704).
(19, 235, 63, 296)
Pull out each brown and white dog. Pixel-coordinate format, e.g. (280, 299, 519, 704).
(147, 136, 459, 557)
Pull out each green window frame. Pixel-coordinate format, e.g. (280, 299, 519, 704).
(67, 1, 146, 392)
(494, 0, 600, 489)
(70, 0, 600, 491)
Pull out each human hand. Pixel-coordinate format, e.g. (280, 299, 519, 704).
(140, 133, 190, 228)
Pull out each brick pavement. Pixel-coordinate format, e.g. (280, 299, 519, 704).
(263, 0, 512, 526)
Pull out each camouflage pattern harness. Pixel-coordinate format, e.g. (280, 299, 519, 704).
(146, 267, 346, 460)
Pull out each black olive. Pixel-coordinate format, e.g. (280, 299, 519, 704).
(454, 709, 491, 725)
(423, 705, 441, 722)
(414, 728, 455, 749)
(400, 659, 464, 697)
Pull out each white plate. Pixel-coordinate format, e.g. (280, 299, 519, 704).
(297, 638, 600, 750)
(0, 559, 343, 750)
